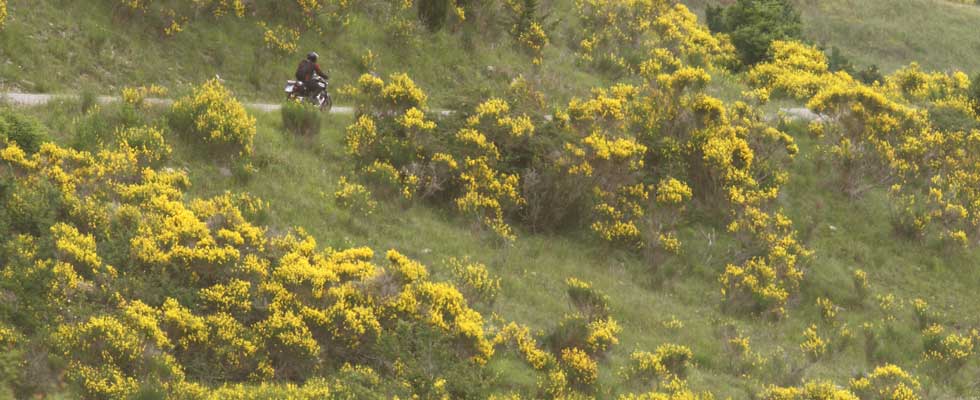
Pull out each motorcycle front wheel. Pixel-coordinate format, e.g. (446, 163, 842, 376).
(318, 93, 333, 112)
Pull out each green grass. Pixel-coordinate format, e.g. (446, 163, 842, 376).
(796, 0, 980, 73)
(0, 0, 605, 108)
(684, 0, 980, 74)
(16, 98, 980, 397)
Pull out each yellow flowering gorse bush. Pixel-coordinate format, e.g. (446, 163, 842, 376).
(750, 40, 980, 247)
(0, 130, 565, 397)
(121, 85, 168, 109)
(171, 79, 256, 158)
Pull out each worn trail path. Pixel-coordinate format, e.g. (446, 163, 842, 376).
(2, 92, 823, 121)
(1, 92, 354, 114)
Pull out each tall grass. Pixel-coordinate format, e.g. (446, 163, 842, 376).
(281, 99, 321, 137)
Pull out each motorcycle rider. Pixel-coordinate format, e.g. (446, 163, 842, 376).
(295, 52, 328, 96)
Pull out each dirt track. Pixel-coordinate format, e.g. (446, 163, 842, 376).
(2, 92, 824, 121)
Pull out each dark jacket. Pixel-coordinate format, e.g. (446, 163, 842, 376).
(295, 59, 327, 82)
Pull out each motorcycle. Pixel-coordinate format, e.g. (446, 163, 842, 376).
(285, 76, 333, 112)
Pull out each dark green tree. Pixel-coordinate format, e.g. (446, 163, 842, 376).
(706, 0, 803, 67)
(417, 0, 450, 32)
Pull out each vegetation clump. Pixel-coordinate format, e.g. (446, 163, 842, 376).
(706, 0, 803, 66)
(3, 0, 980, 397)
(281, 99, 322, 137)
(170, 79, 256, 158)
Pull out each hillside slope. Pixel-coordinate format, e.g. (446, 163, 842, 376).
(0, 0, 601, 106)
(683, 0, 980, 73)
(2, 1, 980, 399)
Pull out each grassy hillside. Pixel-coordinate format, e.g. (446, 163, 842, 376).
(797, 0, 980, 72)
(684, 0, 980, 73)
(2, 0, 980, 399)
(17, 95, 980, 398)
(0, 0, 601, 106)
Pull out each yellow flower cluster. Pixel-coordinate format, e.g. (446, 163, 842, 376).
(361, 160, 417, 200)
(119, 0, 149, 12)
(619, 381, 715, 400)
(723, 332, 767, 376)
(295, 0, 353, 27)
(171, 79, 256, 158)
(503, 0, 550, 65)
(115, 125, 173, 166)
(817, 297, 839, 323)
(575, 0, 734, 73)
(876, 293, 900, 322)
(116, 0, 252, 36)
(761, 380, 859, 400)
(656, 178, 693, 205)
(911, 298, 930, 328)
(849, 364, 921, 400)
(51, 222, 117, 283)
(345, 76, 537, 241)
(333, 176, 377, 216)
(333, 16, 808, 318)
(590, 184, 648, 247)
(556, 45, 806, 312)
(747, 40, 853, 101)
(456, 156, 524, 241)
(852, 269, 871, 301)
(448, 257, 501, 304)
(884, 63, 970, 101)
(921, 324, 976, 371)
(1, 131, 549, 396)
(345, 115, 378, 160)
(505, 278, 623, 396)
(518, 22, 549, 66)
(493, 322, 553, 371)
(627, 343, 694, 382)
(757, 363, 923, 400)
(121, 84, 167, 109)
(0, 0, 7, 28)
(469, 98, 535, 140)
(585, 317, 621, 353)
(342, 73, 432, 158)
(751, 40, 980, 246)
(799, 324, 828, 361)
(560, 347, 598, 387)
(259, 22, 300, 55)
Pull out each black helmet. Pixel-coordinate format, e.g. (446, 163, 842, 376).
(307, 52, 319, 62)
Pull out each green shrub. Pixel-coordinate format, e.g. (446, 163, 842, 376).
(706, 0, 803, 66)
(546, 314, 591, 354)
(70, 107, 111, 152)
(417, 0, 449, 32)
(566, 278, 610, 320)
(377, 322, 493, 399)
(79, 89, 99, 114)
(0, 178, 62, 237)
(0, 327, 23, 400)
(856, 65, 885, 85)
(281, 100, 321, 137)
(0, 110, 49, 154)
(929, 102, 980, 133)
(826, 46, 854, 73)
